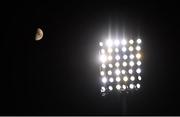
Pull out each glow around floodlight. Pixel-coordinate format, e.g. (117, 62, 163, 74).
(102, 77, 107, 83)
(115, 69, 120, 75)
(130, 76, 135, 81)
(106, 39, 113, 47)
(121, 39, 127, 45)
(136, 53, 141, 59)
(115, 55, 120, 60)
(99, 42, 103, 46)
(109, 77, 114, 82)
(129, 39, 134, 44)
(108, 55, 113, 61)
(101, 86, 105, 92)
(123, 55, 128, 60)
(129, 84, 134, 89)
(137, 61, 141, 66)
(115, 62, 120, 67)
(121, 69, 126, 74)
(100, 71, 105, 76)
(100, 55, 107, 63)
(129, 54, 134, 59)
(115, 48, 119, 53)
(122, 47, 127, 52)
(123, 76, 128, 82)
(136, 68, 141, 74)
(109, 86, 113, 90)
(128, 69, 133, 74)
(136, 83, 140, 88)
(116, 77, 120, 82)
(107, 70, 112, 75)
(138, 76, 142, 80)
(136, 45, 141, 51)
(116, 84, 121, 90)
(108, 48, 113, 53)
(137, 38, 142, 44)
(114, 39, 120, 46)
(122, 62, 127, 67)
(108, 64, 113, 68)
(129, 61, 134, 67)
(129, 46, 134, 51)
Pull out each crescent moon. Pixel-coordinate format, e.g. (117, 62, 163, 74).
(35, 28, 43, 41)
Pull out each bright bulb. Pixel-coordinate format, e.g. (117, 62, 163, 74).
(137, 38, 142, 44)
(108, 56, 113, 61)
(129, 84, 134, 89)
(107, 70, 112, 75)
(114, 39, 120, 46)
(101, 86, 105, 92)
(101, 49, 105, 54)
(136, 83, 141, 88)
(123, 55, 128, 60)
(136, 53, 141, 59)
(136, 45, 141, 51)
(108, 86, 113, 91)
(122, 85, 126, 90)
(129, 46, 134, 51)
(129, 61, 134, 67)
(115, 48, 119, 53)
(116, 77, 120, 82)
(100, 55, 107, 63)
(137, 61, 141, 66)
(99, 42, 103, 46)
(115, 69, 120, 75)
(130, 76, 135, 81)
(129, 54, 134, 59)
(108, 48, 113, 53)
(122, 47, 127, 52)
(101, 64, 106, 68)
(102, 77, 107, 83)
(129, 39, 134, 44)
(121, 69, 126, 74)
(128, 69, 133, 74)
(100, 71, 105, 76)
(138, 76, 142, 80)
(106, 39, 113, 47)
(122, 62, 127, 67)
(116, 84, 121, 90)
(108, 64, 113, 68)
(136, 68, 141, 74)
(123, 76, 128, 82)
(115, 55, 120, 60)
(115, 62, 120, 67)
(109, 77, 114, 82)
(121, 39, 127, 45)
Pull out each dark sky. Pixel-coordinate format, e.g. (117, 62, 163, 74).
(2, 1, 180, 115)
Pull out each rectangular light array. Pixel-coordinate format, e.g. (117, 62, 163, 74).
(99, 38, 142, 94)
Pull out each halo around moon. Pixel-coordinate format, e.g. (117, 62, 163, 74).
(35, 28, 43, 41)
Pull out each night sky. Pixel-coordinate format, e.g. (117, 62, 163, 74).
(2, 1, 180, 115)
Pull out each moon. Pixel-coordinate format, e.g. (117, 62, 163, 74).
(35, 28, 43, 41)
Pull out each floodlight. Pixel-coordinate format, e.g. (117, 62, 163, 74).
(99, 37, 143, 95)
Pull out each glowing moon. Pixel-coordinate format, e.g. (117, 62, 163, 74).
(35, 28, 43, 41)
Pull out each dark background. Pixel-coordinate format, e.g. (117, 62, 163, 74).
(2, 1, 180, 115)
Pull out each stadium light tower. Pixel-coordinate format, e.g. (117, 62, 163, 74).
(99, 37, 142, 96)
